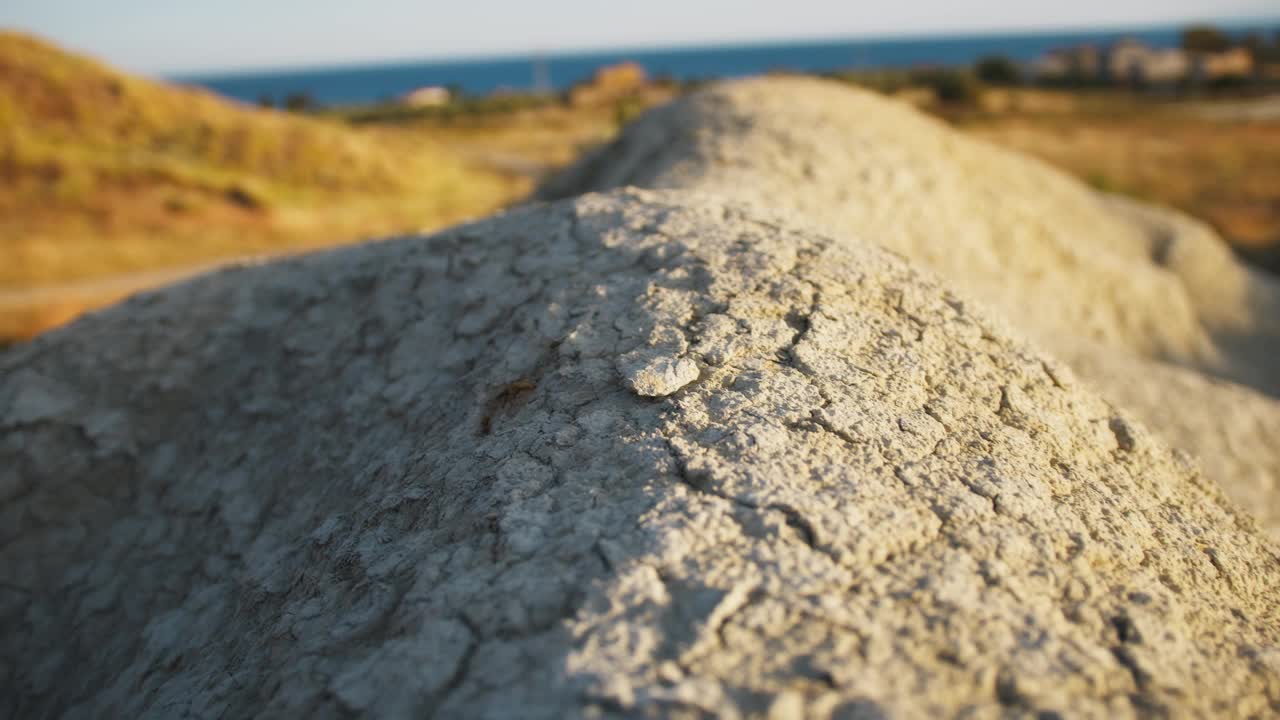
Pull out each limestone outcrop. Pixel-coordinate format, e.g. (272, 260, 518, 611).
(3, 192, 1278, 718)
(538, 76, 1280, 537)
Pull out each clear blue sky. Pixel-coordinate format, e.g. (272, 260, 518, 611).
(2, 0, 1276, 75)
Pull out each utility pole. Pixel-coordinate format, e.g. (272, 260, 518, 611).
(533, 53, 551, 95)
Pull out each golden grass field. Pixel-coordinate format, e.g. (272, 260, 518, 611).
(961, 91, 1280, 266)
(0, 32, 639, 339)
(2, 32, 1277, 342)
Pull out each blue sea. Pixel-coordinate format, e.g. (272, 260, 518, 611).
(175, 23, 1268, 106)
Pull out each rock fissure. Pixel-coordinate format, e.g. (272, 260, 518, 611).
(428, 627, 479, 718)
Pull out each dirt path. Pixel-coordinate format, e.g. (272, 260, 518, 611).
(0, 253, 288, 339)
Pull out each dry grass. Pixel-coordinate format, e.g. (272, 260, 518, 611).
(0, 32, 538, 337)
(961, 91, 1280, 268)
(0, 33, 659, 340)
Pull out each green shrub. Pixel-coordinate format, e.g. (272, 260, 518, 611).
(975, 55, 1021, 85)
(911, 68, 983, 105)
(824, 69, 913, 94)
(284, 92, 316, 113)
(1086, 172, 1118, 193)
(1181, 25, 1232, 54)
(613, 96, 647, 128)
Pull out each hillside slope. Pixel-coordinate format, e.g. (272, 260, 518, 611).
(0, 32, 520, 333)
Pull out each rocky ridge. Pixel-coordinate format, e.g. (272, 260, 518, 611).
(3, 192, 1279, 718)
(538, 76, 1280, 537)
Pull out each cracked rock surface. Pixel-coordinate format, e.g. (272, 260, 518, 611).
(538, 76, 1280, 537)
(3, 191, 1279, 718)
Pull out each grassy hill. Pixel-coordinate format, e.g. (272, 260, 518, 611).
(0, 32, 529, 336)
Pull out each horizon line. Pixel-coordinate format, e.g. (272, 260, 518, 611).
(165, 14, 1280, 80)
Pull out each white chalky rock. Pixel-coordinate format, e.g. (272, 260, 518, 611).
(539, 76, 1280, 537)
(623, 355, 700, 397)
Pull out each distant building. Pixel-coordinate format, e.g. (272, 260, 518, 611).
(1105, 39, 1190, 85)
(399, 86, 451, 107)
(1034, 39, 1250, 87)
(1140, 49, 1193, 84)
(1033, 44, 1103, 83)
(1106, 38, 1151, 82)
(1074, 45, 1103, 78)
(1031, 52, 1070, 79)
(1193, 47, 1254, 81)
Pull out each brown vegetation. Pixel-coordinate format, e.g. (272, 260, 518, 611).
(961, 91, 1280, 270)
(0, 32, 532, 337)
